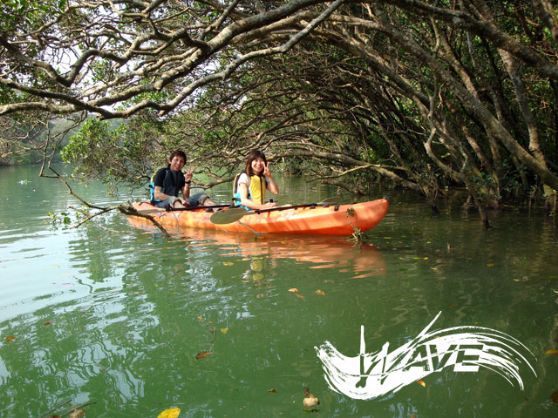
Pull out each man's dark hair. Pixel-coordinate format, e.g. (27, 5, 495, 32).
(169, 150, 187, 162)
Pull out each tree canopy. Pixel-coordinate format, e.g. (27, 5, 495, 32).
(2, 0, 558, 222)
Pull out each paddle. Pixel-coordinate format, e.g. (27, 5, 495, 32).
(209, 200, 339, 225)
(133, 203, 236, 215)
(167, 203, 234, 212)
(209, 207, 249, 224)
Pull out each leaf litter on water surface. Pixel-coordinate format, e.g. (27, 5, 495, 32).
(157, 407, 181, 418)
(195, 351, 212, 360)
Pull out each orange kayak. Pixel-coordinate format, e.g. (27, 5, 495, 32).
(128, 199, 389, 236)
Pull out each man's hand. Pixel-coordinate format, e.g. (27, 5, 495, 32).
(184, 168, 194, 182)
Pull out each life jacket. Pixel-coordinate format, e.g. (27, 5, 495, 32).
(233, 172, 266, 206)
(149, 167, 184, 203)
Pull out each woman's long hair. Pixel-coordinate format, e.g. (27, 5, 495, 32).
(245, 149, 267, 176)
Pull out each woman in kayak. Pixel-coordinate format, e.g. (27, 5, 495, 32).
(233, 150, 279, 210)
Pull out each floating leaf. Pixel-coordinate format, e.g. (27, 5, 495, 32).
(44, 320, 52, 326)
(195, 351, 212, 360)
(5, 335, 15, 343)
(295, 293, 305, 300)
(196, 315, 204, 321)
(222, 261, 234, 266)
(220, 327, 229, 335)
(68, 408, 85, 418)
(544, 348, 558, 356)
(303, 387, 320, 410)
(157, 407, 181, 418)
(268, 388, 277, 393)
(551, 390, 558, 404)
(288, 288, 299, 293)
(486, 263, 496, 268)
(314, 289, 326, 296)
(417, 379, 426, 388)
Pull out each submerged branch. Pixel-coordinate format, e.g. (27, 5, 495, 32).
(118, 204, 170, 236)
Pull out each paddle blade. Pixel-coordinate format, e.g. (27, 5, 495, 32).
(210, 207, 247, 224)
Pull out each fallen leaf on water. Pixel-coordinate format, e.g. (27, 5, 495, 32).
(417, 379, 426, 387)
(288, 288, 299, 293)
(295, 293, 305, 300)
(268, 388, 277, 393)
(196, 315, 204, 321)
(223, 261, 234, 266)
(5, 335, 15, 343)
(314, 289, 326, 296)
(44, 320, 52, 326)
(303, 387, 320, 410)
(551, 390, 558, 404)
(486, 263, 496, 268)
(157, 407, 181, 418)
(220, 327, 229, 335)
(196, 351, 212, 360)
(544, 348, 558, 356)
(68, 408, 85, 418)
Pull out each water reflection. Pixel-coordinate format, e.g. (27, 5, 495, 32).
(3, 164, 558, 417)
(128, 219, 386, 280)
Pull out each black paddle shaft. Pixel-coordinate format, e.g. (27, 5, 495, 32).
(167, 203, 236, 212)
(250, 202, 338, 214)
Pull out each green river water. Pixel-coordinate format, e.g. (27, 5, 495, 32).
(0, 165, 557, 418)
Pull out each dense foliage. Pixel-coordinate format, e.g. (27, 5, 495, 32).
(2, 1, 558, 222)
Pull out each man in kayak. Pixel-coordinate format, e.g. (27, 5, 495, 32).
(233, 149, 279, 210)
(150, 150, 216, 209)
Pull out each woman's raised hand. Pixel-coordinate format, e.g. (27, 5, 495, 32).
(263, 162, 272, 177)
